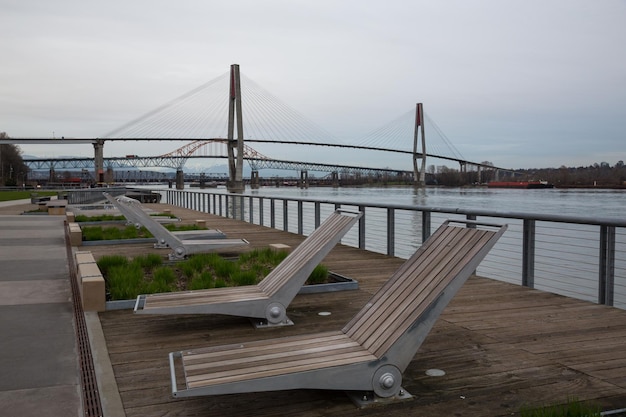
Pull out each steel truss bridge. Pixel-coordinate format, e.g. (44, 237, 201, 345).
(21, 138, 496, 178)
(23, 140, 413, 179)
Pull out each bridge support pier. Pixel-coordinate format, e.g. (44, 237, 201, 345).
(176, 169, 185, 190)
(299, 170, 309, 189)
(105, 167, 114, 184)
(93, 139, 105, 183)
(250, 170, 260, 189)
(331, 171, 339, 188)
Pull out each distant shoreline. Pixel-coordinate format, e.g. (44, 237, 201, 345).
(552, 185, 626, 190)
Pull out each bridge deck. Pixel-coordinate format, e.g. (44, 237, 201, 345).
(90, 204, 626, 416)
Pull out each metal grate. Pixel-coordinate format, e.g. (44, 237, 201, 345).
(65, 222, 104, 417)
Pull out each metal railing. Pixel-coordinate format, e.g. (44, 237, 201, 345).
(110, 189, 626, 309)
(66, 187, 128, 205)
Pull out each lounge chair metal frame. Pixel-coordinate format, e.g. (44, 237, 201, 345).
(168, 220, 507, 406)
(134, 209, 363, 326)
(103, 192, 248, 260)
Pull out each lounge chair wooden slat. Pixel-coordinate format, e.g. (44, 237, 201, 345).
(168, 220, 507, 402)
(135, 209, 362, 326)
(258, 212, 358, 295)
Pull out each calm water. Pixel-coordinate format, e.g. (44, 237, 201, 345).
(162, 184, 626, 308)
(238, 186, 626, 220)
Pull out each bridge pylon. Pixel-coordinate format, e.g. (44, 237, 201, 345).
(413, 103, 426, 187)
(93, 139, 105, 183)
(226, 64, 245, 193)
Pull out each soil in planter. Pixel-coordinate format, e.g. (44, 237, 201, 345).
(97, 248, 330, 301)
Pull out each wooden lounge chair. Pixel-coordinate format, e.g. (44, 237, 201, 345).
(168, 220, 507, 405)
(103, 192, 248, 260)
(135, 209, 363, 327)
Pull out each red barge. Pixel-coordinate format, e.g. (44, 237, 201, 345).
(487, 180, 554, 189)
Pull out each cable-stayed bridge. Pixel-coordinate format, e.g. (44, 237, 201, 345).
(24, 139, 412, 178)
(6, 64, 501, 190)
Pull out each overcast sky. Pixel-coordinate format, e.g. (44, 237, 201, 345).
(1, 0, 625, 170)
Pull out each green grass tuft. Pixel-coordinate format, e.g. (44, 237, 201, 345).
(306, 264, 329, 285)
(75, 214, 126, 222)
(100, 248, 331, 300)
(106, 263, 143, 300)
(96, 255, 128, 276)
(0, 190, 56, 202)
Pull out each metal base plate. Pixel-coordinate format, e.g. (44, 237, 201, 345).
(346, 387, 414, 408)
(250, 316, 294, 329)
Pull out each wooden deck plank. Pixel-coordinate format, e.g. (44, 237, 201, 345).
(92, 203, 626, 415)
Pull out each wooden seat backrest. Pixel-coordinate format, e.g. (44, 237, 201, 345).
(342, 223, 498, 358)
(258, 210, 360, 296)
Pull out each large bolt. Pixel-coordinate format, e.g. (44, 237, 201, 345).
(380, 373, 395, 389)
(269, 306, 282, 319)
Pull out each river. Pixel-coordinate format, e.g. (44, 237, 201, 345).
(150, 184, 626, 308)
(238, 185, 626, 220)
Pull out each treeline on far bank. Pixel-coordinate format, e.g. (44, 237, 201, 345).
(430, 161, 626, 188)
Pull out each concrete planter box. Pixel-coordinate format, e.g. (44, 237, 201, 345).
(82, 238, 157, 246)
(105, 272, 358, 311)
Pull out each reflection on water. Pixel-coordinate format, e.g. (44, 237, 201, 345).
(239, 185, 626, 219)
(155, 185, 626, 308)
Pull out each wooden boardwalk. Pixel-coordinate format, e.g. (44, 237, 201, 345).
(89, 204, 626, 416)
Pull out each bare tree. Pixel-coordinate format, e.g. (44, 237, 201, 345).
(0, 132, 29, 186)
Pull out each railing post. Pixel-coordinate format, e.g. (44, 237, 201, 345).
(422, 211, 431, 243)
(270, 199, 276, 229)
(387, 208, 395, 257)
(283, 200, 288, 232)
(522, 219, 535, 288)
(239, 196, 245, 221)
(358, 205, 365, 249)
(314, 202, 321, 228)
(466, 214, 476, 228)
(249, 196, 254, 224)
(599, 225, 616, 306)
(259, 197, 264, 226)
(297, 201, 303, 235)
